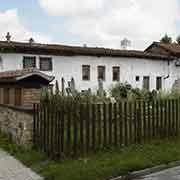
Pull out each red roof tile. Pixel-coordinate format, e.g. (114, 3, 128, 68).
(0, 68, 54, 82)
(145, 42, 180, 56)
(0, 40, 174, 60)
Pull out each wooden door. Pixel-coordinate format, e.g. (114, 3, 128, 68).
(3, 88, 9, 104)
(15, 88, 22, 106)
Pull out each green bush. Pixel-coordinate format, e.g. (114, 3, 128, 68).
(110, 82, 132, 100)
(110, 82, 156, 101)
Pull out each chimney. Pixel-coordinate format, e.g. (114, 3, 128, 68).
(29, 38, 35, 45)
(121, 38, 131, 50)
(6, 32, 11, 42)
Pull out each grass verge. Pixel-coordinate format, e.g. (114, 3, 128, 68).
(1, 134, 180, 180)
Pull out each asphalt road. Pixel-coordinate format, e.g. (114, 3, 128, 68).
(134, 166, 180, 180)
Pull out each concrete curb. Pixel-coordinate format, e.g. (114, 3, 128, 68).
(110, 160, 180, 180)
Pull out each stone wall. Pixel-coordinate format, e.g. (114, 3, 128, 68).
(0, 104, 33, 149)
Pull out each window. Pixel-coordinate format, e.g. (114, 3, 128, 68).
(15, 88, 22, 106)
(143, 76, 150, 90)
(82, 65, 90, 81)
(40, 57, 52, 71)
(98, 66, 106, 81)
(23, 56, 36, 68)
(112, 66, 120, 81)
(0, 56, 3, 70)
(156, 77, 162, 90)
(136, 76, 140, 82)
(3, 88, 9, 104)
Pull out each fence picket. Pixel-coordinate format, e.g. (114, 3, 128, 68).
(97, 104, 102, 148)
(114, 103, 118, 146)
(103, 103, 107, 147)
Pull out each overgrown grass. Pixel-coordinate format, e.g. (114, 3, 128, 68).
(1, 133, 180, 180)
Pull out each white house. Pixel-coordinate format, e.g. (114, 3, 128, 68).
(0, 38, 179, 94)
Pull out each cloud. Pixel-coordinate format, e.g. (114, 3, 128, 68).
(0, 9, 51, 43)
(39, 0, 180, 49)
(39, 0, 104, 17)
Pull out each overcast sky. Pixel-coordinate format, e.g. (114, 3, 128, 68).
(0, 0, 180, 50)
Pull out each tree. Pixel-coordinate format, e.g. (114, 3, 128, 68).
(176, 35, 180, 44)
(160, 34, 172, 44)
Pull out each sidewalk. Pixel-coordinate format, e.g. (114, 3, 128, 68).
(0, 149, 43, 180)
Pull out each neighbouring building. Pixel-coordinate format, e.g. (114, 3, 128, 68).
(0, 37, 179, 94)
(0, 68, 54, 107)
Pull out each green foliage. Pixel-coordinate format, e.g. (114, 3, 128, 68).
(110, 83, 157, 101)
(110, 82, 180, 101)
(160, 34, 172, 44)
(41, 89, 110, 106)
(177, 35, 180, 44)
(110, 82, 132, 100)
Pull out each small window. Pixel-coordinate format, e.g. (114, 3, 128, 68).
(98, 66, 106, 81)
(143, 76, 150, 90)
(40, 57, 52, 71)
(82, 65, 90, 81)
(3, 88, 10, 104)
(112, 66, 120, 81)
(23, 56, 36, 69)
(156, 77, 162, 90)
(136, 76, 140, 81)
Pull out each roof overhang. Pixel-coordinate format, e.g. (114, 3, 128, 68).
(16, 72, 55, 82)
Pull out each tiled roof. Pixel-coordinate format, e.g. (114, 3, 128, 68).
(0, 68, 35, 79)
(145, 42, 180, 56)
(0, 40, 174, 60)
(0, 68, 54, 82)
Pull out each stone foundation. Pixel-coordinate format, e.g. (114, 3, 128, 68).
(0, 104, 33, 149)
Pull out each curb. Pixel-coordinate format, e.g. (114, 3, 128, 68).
(110, 160, 180, 180)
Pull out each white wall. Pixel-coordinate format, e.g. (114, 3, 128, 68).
(0, 53, 178, 94)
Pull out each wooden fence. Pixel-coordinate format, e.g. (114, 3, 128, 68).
(33, 99, 180, 159)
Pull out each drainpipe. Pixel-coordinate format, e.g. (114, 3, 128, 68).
(164, 59, 170, 80)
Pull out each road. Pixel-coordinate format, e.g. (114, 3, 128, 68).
(134, 166, 180, 180)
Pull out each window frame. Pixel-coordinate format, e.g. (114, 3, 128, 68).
(23, 56, 36, 69)
(82, 65, 90, 81)
(97, 65, 106, 81)
(39, 57, 53, 71)
(112, 66, 120, 81)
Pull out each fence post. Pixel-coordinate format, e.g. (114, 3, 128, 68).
(33, 104, 36, 147)
(136, 101, 141, 144)
(176, 99, 179, 136)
